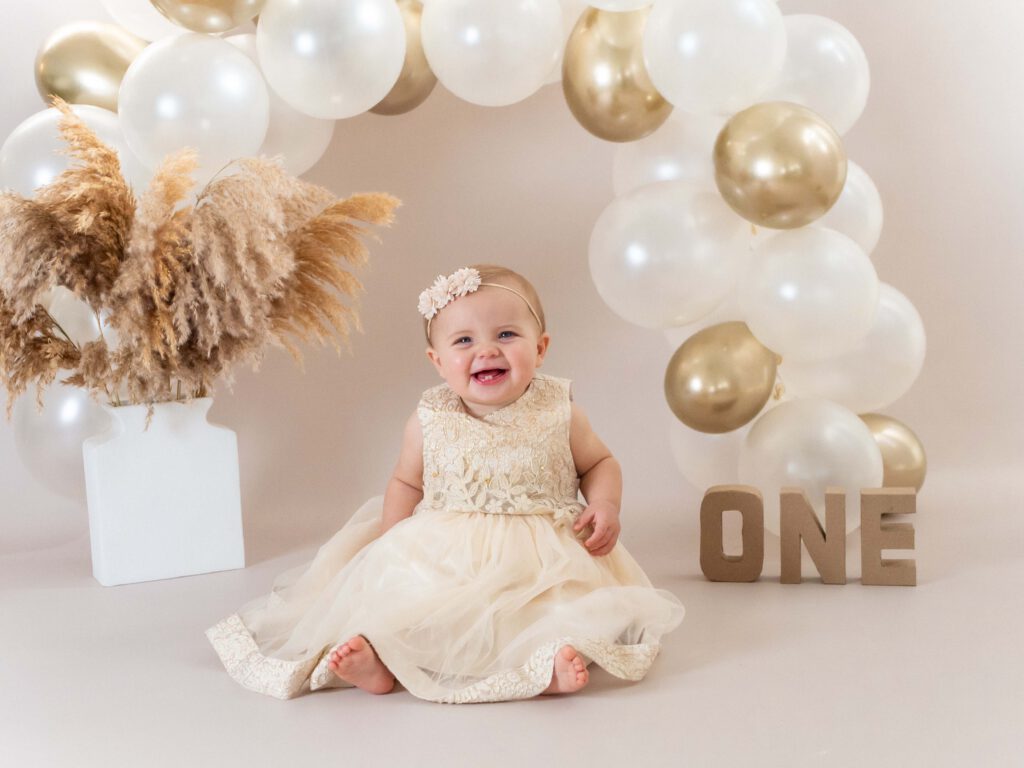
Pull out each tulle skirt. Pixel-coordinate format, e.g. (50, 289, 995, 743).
(206, 496, 685, 703)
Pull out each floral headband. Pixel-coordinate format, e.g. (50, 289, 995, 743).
(418, 267, 543, 339)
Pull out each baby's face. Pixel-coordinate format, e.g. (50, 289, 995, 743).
(426, 286, 550, 418)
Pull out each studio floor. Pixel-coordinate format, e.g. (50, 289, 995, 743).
(1, 464, 1020, 768)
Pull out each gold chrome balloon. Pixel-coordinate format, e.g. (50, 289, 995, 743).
(151, 0, 265, 34)
(665, 321, 780, 434)
(371, 0, 437, 116)
(34, 22, 147, 112)
(714, 101, 847, 229)
(562, 7, 672, 143)
(860, 413, 927, 491)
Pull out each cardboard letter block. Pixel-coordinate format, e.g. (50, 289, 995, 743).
(860, 487, 917, 587)
(700, 485, 764, 582)
(779, 487, 847, 585)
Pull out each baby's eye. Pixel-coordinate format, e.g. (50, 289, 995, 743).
(454, 337, 471, 345)
(499, 331, 517, 339)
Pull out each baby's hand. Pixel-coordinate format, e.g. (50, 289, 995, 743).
(573, 500, 621, 557)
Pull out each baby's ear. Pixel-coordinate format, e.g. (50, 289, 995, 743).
(535, 332, 551, 365)
(425, 346, 443, 375)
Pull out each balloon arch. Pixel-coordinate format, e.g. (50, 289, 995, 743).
(2, 0, 925, 529)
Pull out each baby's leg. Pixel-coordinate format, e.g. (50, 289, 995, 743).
(540, 645, 589, 695)
(327, 635, 396, 694)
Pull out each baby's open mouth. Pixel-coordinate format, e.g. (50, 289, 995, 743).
(472, 368, 508, 384)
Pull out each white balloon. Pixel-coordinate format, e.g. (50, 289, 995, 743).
(589, 181, 751, 329)
(590, 0, 652, 11)
(13, 378, 111, 501)
(739, 398, 883, 535)
(100, 0, 186, 41)
(225, 34, 335, 176)
(739, 227, 879, 362)
(47, 287, 101, 347)
(612, 111, 724, 197)
(257, 0, 405, 120)
(544, 0, 589, 85)
(118, 33, 269, 185)
(662, 284, 744, 350)
(668, 393, 787, 491)
(815, 160, 884, 255)
(422, 0, 562, 107)
(0, 105, 151, 197)
(779, 283, 926, 413)
(643, 0, 786, 115)
(761, 14, 870, 136)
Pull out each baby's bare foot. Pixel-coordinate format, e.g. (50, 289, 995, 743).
(326, 635, 395, 694)
(541, 644, 589, 695)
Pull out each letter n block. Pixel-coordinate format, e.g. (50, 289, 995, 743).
(779, 487, 847, 585)
(700, 485, 764, 582)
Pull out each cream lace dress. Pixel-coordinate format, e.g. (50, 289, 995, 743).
(206, 373, 685, 702)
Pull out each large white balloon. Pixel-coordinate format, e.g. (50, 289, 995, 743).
(46, 287, 120, 349)
(739, 398, 883, 535)
(118, 33, 269, 185)
(815, 160, 884, 255)
(612, 111, 724, 197)
(13, 379, 111, 501)
(739, 227, 879, 362)
(589, 181, 751, 329)
(257, 0, 405, 120)
(0, 105, 151, 196)
(225, 34, 335, 176)
(779, 283, 926, 413)
(643, 0, 786, 115)
(761, 14, 870, 136)
(421, 0, 562, 107)
(101, 0, 185, 40)
(544, 0, 589, 85)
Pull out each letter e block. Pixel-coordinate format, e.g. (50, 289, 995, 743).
(860, 488, 917, 587)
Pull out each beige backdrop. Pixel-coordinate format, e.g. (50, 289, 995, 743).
(2, 0, 1021, 555)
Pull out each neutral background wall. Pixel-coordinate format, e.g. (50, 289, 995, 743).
(2, 0, 1022, 558)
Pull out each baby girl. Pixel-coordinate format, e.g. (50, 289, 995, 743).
(207, 264, 684, 703)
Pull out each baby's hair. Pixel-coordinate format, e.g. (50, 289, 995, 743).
(423, 263, 546, 345)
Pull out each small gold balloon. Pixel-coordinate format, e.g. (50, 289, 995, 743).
(34, 22, 147, 112)
(371, 0, 437, 116)
(860, 413, 927, 491)
(562, 7, 672, 143)
(150, 0, 265, 34)
(665, 321, 779, 434)
(713, 101, 847, 229)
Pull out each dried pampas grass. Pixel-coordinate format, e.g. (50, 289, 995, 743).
(0, 97, 399, 414)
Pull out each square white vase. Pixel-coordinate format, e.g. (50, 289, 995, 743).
(82, 398, 245, 586)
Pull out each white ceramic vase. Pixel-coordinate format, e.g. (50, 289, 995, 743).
(82, 398, 245, 586)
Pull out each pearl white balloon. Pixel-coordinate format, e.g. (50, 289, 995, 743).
(47, 287, 101, 346)
(101, 0, 185, 41)
(421, 0, 562, 107)
(118, 33, 269, 185)
(257, 0, 405, 120)
(590, 0, 652, 11)
(779, 283, 926, 413)
(739, 398, 883, 535)
(13, 378, 111, 501)
(643, 0, 786, 115)
(225, 34, 335, 176)
(739, 227, 879, 362)
(815, 160, 884, 255)
(0, 105, 151, 197)
(612, 111, 724, 197)
(590, 181, 752, 329)
(761, 14, 870, 136)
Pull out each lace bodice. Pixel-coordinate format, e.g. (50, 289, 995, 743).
(415, 373, 584, 525)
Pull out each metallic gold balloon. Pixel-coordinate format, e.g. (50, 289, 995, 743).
(713, 101, 847, 229)
(562, 7, 672, 143)
(34, 22, 147, 112)
(860, 413, 927, 491)
(151, 0, 265, 34)
(665, 321, 780, 434)
(371, 0, 437, 116)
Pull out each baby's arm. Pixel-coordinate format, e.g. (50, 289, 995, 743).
(381, 410, 425, 535)
(569, 402, 623, 556)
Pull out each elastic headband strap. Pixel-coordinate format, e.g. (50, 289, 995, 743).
(427, 282, 543, 340)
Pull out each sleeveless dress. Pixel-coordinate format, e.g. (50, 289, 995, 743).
(206, 373, 685, 702)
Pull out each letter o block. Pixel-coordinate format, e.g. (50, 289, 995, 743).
(700, 485, 764, 582)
